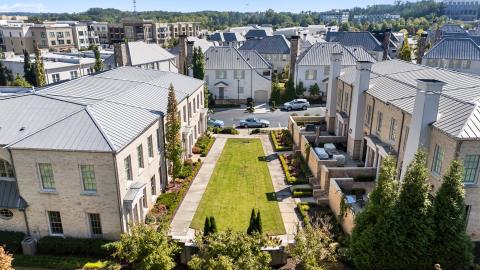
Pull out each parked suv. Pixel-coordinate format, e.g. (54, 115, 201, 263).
(282, 99, 310, 111)
(239, 118, 270, 128)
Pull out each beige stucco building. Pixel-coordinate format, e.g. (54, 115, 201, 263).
(0, 67, 206, 240)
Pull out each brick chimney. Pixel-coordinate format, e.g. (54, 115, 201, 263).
(178, 35, 187, 75)
(186, 40, 195, 76)
(382, 28, 391, 61)
(289, 35, 299, 82)
(401, 79, 445, 179)
(114, 43, 129, 67)
(416, 32, 428, 64)
(347, 61, 373, 160)
(326, 52, 343, 133)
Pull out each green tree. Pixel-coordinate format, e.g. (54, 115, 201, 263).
(247, 209, 256, 235)
(351, 156, 400, 270)
(192, 46, 205, 80)
(209, 216, 218, 234)
(432, 160, 473, 269)
(309, 83, 320, 96)
(33, 45, 45, 87)
(23, 50, 35, 85)
(165, 83, 183, 178)
(93, 45, 103, 72)
(270, 79, 281, 106)
(0, 60, 7, 86)
(203, 216, 211, 237)
(203, 84, 210, 108)
(284, 78, 296, 101)
(399, 34, 412, 61)
(105, 223, 180, 270)
(188, 230, 271, 270)
(10, 74, 31, 87)
(296, 81, 306, 97)
(396, 151, 434, 269)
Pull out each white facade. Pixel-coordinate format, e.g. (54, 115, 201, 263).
(423, 58, 480, 76)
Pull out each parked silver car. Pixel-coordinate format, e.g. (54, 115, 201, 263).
(239, 118, 270, 128)
(282, 99, 310, 111)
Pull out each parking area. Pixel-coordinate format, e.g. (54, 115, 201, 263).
(210, 104, 326, 128)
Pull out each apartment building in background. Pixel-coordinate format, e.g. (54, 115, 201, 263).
(443, 0, 480, 21)
(318, 10, 349, 24)
(0, 67, 207, 240)
(169, 22, 201, 39)
(108, 23, 125, 44)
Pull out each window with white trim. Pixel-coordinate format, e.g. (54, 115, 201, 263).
(52, 73, 60, 83)
(48, 211, 63, 235)
(463, 155, 480, 184)
(305, 70, 317, 80)
(0, 159, 14, 178)
(81, 165, 96, 192)
(88, 213, 102, 237)
(234, 70, 245, 79)
(389, 118, 397, 142)
(365, 105, 372, 127)
(137, 144, 144, 169)
(38, 163, 55, 191)
(151, 175, 157, 196)
(376, 112, 383, 134)
(215, 70, 227, 79)
(147, 135, 154, 158)
(432, 144, 444, 175)
(124, 156, 132, 180)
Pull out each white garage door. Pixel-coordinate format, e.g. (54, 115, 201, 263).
(254, 90, 268, 103)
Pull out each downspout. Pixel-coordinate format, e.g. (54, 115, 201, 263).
(7, 149, 31, 236)
(396, 111, 406, 173)
(369, 98, 376, 135)
(158, 114, 168, 192)
(112, 153, 125, 234)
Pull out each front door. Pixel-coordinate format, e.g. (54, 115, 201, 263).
(219, 87, 225, 100)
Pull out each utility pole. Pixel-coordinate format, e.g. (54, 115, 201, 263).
(133, 0, 137, 16)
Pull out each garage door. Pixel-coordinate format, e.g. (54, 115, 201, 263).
(254, 90, 269, 103)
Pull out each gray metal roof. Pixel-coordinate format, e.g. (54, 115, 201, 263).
(441, 24, 467, 34)
(126, 41, 175, 66)
(169, 37, 217, 55)
(423, 38, 480, 61)
(245, 29, 269, 39)
(340, 59, 480, 140)
(0, 180, 27, 209)
(239, 35, 291, 55)
(1, 67, 204, 152)
(326, 31, 384, 52)
(205, 47, 270, 70)
(296, 42, 376, 66)
(209, 32, 245, 42)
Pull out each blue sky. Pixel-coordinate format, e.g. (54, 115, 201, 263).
(0, 0, 399, 13)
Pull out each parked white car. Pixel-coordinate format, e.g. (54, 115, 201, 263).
(282, 99, 310, 111)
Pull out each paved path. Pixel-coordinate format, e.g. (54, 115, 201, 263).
(170, 137, 227, 242)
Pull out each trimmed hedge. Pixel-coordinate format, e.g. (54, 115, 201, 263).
(37, 237, 111, 258)
(212, 127, 239, 135)
(269, 130, 292, 152)
(278, 154, 308, 185)
(0, 230, 25, 254)
(195, 135, 215, 157)
(292, 190, 313, 198)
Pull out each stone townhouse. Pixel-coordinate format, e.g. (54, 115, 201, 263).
(0, 67, 207, 240)
(204, 46, 272, 104)
(321, 57, 480, 240)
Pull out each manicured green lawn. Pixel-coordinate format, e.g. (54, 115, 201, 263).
(12, 254, 116, 269)
(191, 138, 285, 235)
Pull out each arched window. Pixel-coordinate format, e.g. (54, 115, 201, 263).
(0, 209, 13, 220)
(0, 159, 14, 178)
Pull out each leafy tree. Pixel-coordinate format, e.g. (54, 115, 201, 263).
(399, 33, 412, 61)
(93, 45, 103, 72)
(395, 151, 434, 269)
(165, 83, 183, 178)
(0, 60, 7, 86)
(309, 83, 320, 96)
(192, 46, 205, 80)
(340, 22, 350, 31)
(284, 78, 296, 101)
(432, 160, 473, 269)
(296, 81, 306, 97)
(270, 79, 281, 106)
(105, 223, 180, 270)
(10, 74, 31, 87)
(351, 156, 400, 270)
(33, 45, 45, 87)
(203, 84, 210, 108)
(188, 230, 271, 270)
(23, 50, 35, 85)
(0, 246, 13, 270)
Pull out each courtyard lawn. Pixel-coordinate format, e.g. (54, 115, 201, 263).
(191, 138, 286, 235)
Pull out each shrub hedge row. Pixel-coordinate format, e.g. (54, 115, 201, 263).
(278, 154, 308, 185)
(211, 127, 239, 135)
(269, 131, 292, 152)
(37, 237, 111, 257)
(292, 190, 313, 198)
(0, 230, 25, 254)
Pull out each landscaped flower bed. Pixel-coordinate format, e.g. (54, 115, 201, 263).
(193, 135, 216, 157)
(278, 153, 312, 185)
(270, 130, 292, 151)
(147, 160, 202, 224)
(210, 127, 239, 135)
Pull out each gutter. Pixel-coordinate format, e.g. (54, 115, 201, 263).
(158, 113, 168, 192)
(112, 153, 125, 234)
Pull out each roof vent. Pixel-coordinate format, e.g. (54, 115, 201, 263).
(19, 127, 26, 132)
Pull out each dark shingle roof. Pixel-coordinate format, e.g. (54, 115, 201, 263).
(424, 38, 480, 60)
(239, 35, 290, 54)
(245, 29, 268, 39)
(325, 31, 384, 52)
(209, 32, 245, 43)
(0, 180, 27, 209)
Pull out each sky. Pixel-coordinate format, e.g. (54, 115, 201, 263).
(0, 0, 401, 14)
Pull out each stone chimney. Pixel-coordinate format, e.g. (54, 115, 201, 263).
(186, 40, 195, 76)
(114, 43, 129, 67)
(416, 32, 428, 64)
(382, 28, 391, 61)
(401, 79, 445, 179)
(289, 35, 300, 82)
(178, 35, 187, 75)
(326, 51, 343, 133)
(347, 61, 373, 160)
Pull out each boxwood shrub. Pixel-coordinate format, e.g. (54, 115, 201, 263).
(278, 154, 308, 185)
(0, 230, 25, 253)
(37, 237, 111, 258)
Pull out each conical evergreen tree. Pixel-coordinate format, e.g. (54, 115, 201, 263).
(396, 151, 434, 269)
(284, 78, 296, 101)
(0, 60, 7, 86)
(399, 34, 412, 61)
(432, 160, 473, 269)
(33, 45, 45, 87)
(93, 45, 103, 72)
(165, 84, 183, 178)
(203, 216, 211, 236)
(270, 79, 281, 106)
(209, 216, 217, 234)
(255, 211, 262, 235)
(351, 156, 400, 270)
(23, 50, 35, 86)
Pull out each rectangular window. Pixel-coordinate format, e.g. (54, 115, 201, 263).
(48, 211, 63, 235)
(234, 70, 245, 79)
(464, 155, 480, 183)
(238, 87, 244, 94)
(215, 70, 226, 79)
(389, 118, 397, 142)
(403, 126, 410, 152)
(56, 32, 64, 38)
(147, 135, 154, 158)
(49, 32, 55, 37)
(432, 144, 444, 175)
(365, 105, 372, 127)
(39, 163, 55, 190)
(124, 156, 132, 180)
(142, 188, 147, 208)
(70, 71, 78, 79)
(58, 40, 65, 45)
(151, 175, 157, 196)
(305, 70, 317, 80)
(324, 66, 330, 76)
(52, 73, 60, 83)
(81, 165, 96, 192)
(183, 106, 186, 122)
(137, 144, 144, 169)
(41, 32, 46, 38)
(51, 41, 56, 46)
(88, 213, 102, 237)
(376, 112, 383, 134)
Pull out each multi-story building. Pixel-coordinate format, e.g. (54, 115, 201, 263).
(54, 21, 92, 50)
(239, 35, 291, 73)
(325, 31, 392, 61)
(122, 19, 155, 43)
(318, 11, 349, 24)
(443, 0, 480, 22)
(352, 14, 401, 23)
(0, 23, 33, 54)
(204, 46, 272, 104)
(208, 32, 245, 48)
(84, 21, 108, 45)
(108, 23, 125, 44)
(30, 23, 75, 52)
(0, 67, 207, 240)
(155, 23, 171, 46)
(169, 22, 200, 39)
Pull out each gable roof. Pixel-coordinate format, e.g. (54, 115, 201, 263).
(205, 47, 271, 70)
(126, 41, 175, 66)
(1, 67, 204, 152)
(169, 37, 217, 55)
(424, 38, 480, 61)
(239, 35, 291, 54)
(296, 42, 376, 66)
(339, 60, 480, 140)
(326, 31, 384, 52)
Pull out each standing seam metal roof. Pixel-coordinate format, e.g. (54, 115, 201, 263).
(423, 38, 480, 61)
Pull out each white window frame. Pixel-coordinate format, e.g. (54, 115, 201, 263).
(305, 70, 317, 81)
(463, 155, 480, 184)
(47, 211, 64, 236)
(432, 144, 444, 175)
